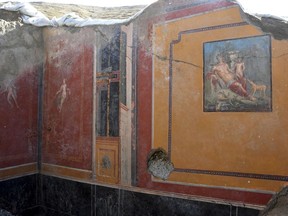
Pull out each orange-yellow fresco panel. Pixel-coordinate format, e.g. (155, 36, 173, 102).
(152, 6, 288, 192)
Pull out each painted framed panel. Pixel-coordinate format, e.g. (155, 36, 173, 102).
(96, 137, 119, 184)
(203, 35, 272, 112)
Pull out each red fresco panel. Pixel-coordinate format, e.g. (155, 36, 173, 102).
(137, 44, 153, 187)
(42, 29, 93, 170)
(0, 68, 39, 168)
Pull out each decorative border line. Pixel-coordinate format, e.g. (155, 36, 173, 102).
(174, 168, 288, 181)
(167, 22, 286, 181)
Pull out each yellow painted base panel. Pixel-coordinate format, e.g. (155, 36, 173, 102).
(41, 163, 92, 181)
(96, 137, 120, 184)
(0, 163, 38, 180)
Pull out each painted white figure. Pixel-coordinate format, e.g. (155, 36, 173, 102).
(55, 79, 70, 112)
(1, 80, 20, 109)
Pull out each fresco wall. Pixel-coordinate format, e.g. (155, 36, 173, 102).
(0, 11, 43, 179)
(2, 0, 288, 212)
(136, 0, 288, 205)
(42, 27, 94, 179)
